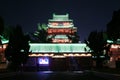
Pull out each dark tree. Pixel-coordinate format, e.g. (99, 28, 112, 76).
(5, 25, 30, 71)
(85, 31, 107, 68)
(0, 16, 4, 44)
(2, 26, 14, 40)
(107, 9, 120, 41)
(46, 34, 56, 43)
(0, 16, 4, 35)
(67, 32, 79, 43)
(30, 23, 48, 43)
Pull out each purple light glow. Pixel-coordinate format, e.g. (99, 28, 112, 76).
(38, 57, 49, 65)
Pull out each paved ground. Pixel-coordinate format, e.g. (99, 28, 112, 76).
(0, 71, 111, 80)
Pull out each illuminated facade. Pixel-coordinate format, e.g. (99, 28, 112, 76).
(26, 43, 92, 71)
(47, 14, 77, 43)
(25, 14, 92, 71)
(104, 40, 120, 68)
(0, 39, 8, 70)
(0, 14, 92, 71)
(0, 39, 8, 63)
(107, 44, 120, 68)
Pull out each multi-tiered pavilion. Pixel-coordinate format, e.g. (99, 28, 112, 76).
(26, 14, 92, 71)
(47, 13, 77, 43)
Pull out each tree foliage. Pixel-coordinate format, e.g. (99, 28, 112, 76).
(67, 32, 79, 43)
(86, 31, 107, 53)
(2, 26, 14, 40)
(30, 23, 48, 43)
(107, 9, 120, 41)
(85, 31, 107, 68)
(0, 16, 4, 35)
(5, 25, 30, 71)
(0, 16, 4, 44)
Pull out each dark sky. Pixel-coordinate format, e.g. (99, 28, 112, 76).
(0, 0, 120, 42)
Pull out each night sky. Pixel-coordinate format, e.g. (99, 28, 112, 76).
(0, 0, 120, 42)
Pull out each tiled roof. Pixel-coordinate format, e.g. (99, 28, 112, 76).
(29, 43, 91, 53)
